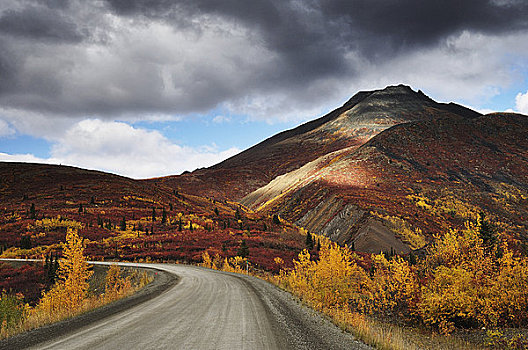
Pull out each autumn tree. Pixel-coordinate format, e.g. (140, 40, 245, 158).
(37, 228, 93, 314)
(104, 264, 131, 302)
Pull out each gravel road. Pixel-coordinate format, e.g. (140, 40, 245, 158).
(2, 262, 371, 350)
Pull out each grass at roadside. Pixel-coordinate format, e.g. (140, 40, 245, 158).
(0, 263, 153, 340)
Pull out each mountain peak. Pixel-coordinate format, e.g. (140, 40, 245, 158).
(342, 84, 433, 110)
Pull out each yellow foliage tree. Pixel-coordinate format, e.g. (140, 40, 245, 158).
(104, 264, 131, 302)
(278, 220, 528, 336)
(37, 228, 93, 316)
(417, 221, 528, 333)
(370, 254, 419, 318)
(279, 238, 372, 312)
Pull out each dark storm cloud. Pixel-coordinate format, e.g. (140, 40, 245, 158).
(318, 0, 528, 55)
(0, 5, 85, 43)
(105, 0, 528, 59)
(0, 0, 527, 121)
(101, 0, 528, 94)
(0, 39, 18, 94)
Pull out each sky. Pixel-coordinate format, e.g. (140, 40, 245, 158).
(0, 0, 528, 179)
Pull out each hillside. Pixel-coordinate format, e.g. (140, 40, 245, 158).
(242, 113, 528, 253)
(150, 85, 480, 201)
(0, 162, 305, 271)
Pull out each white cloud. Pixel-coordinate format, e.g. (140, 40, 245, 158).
(0, 152, 56, 164)
(0, 119, 15, 137)
(0, 119, 240, 179)
(515, 90, 528, 114)
(349, 31, 526, 107)
(212, 115, 231, 124)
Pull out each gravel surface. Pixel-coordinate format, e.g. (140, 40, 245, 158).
(1, 262, 371, 350)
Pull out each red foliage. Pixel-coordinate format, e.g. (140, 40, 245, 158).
(0, 262, 46, 304)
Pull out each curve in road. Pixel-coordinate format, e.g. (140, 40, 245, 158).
(3, 262, 370, 350)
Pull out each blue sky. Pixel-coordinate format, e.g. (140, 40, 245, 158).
(0, 0, 528, 178)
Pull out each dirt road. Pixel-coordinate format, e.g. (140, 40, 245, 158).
(3, 262, 370, 350)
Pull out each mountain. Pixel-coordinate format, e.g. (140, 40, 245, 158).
(3, 85, 525, 258)
(242, 112, 528, 253)
(150, 85, 481, 201)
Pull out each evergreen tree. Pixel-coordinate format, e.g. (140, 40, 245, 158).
(214, 207, 219, 216)
(237, 240, 249, 258)
(408, 251, 417, 265)
(162, 207, 167, 224)
(235, 208, 241, 220)
(45, 253, 58, 285)
(78, 203, 83, 214)
(29, 203, 36, 219)
(120, 216, 126, 231)
(305, 233, 314, 250)
(479, 212, 497, 250)
(90, 196, 95, 205)
(20, 235, 31, 249)
(272, 214, 280, 225)
(189, 221, 193, 231)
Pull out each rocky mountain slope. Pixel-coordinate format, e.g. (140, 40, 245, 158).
(242, 112, 528, 253)
(150, 85, 480, 201)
